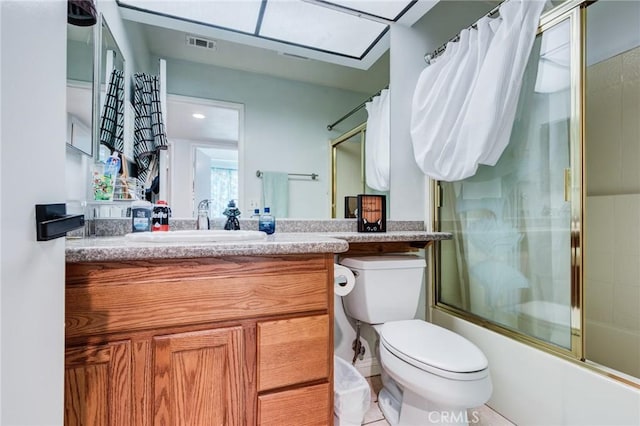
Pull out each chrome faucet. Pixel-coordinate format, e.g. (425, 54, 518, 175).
(197, 199, 211, 230)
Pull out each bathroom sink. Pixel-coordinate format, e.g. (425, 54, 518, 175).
(125, 230, 268, 243)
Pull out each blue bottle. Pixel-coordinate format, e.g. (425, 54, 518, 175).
(258, 207, 276, 235)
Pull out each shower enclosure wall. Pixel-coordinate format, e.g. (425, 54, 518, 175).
(434, 0, 639, 385)
(583, 0, 640, 380)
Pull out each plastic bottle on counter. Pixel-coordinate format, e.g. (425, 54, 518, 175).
(131, 201, 153, 232)
(152, 200, 170, 232)
(258, 207, 276, 235)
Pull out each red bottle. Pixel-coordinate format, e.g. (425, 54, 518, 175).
(152, 200, 170, 232)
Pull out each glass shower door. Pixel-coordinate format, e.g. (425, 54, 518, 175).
(437, 13, 580, 353)
(331, 124, 366, 218)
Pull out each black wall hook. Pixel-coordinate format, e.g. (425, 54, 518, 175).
(35, 204, 85, 241)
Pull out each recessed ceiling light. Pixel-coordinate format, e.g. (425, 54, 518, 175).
(192, 113, 206, 119)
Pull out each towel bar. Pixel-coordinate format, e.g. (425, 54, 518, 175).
(256, 170, 318, 180)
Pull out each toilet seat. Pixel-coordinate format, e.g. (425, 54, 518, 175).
(379, 320, 489, 381)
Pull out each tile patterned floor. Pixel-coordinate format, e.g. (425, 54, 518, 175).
(361, 376, 514, 426)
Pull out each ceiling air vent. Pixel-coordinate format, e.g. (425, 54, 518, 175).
(186, 35, 217, 50)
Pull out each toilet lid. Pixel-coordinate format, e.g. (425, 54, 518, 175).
(380, 320, 488, 374)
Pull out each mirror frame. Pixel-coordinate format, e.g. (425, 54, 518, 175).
(66, 21, 97, 157)
(91, 14, 103, 163)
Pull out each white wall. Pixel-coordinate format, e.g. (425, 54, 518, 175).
(0, 1, 3, 418)
(388, 24, 430, 221)
(585, 194, 640, 379)
(1, 1, 67, 424)
(66, 147, 91, 202)
(194, 147, 212, 216)
(584, 38, 640, 378)
(586, 0, 640, 66)
(163, 58, 370, 218)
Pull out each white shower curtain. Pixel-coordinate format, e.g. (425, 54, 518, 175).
(411, 17, 499, 181)
(364, 88, 390, 191)
(410, 0, 547, 182)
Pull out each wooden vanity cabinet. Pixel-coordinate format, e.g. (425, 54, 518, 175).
(64, 340, 132, 426)
(65, 255, 334, 426)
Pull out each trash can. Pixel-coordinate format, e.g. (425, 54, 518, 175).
(334, 356, 371, 426)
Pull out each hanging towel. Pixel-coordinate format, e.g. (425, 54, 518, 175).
(261, 171, 289, 218)
(364, 88, 390, 191)
(68, 0, 97, 26)
(133, 73, 168, 189)
(99, 68, 124, 154)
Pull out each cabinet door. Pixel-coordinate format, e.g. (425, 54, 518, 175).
(153, 327, 244, 426)
(65, 341, 132, 426)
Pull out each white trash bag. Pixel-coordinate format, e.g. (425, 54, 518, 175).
(334, 356, 371, 426)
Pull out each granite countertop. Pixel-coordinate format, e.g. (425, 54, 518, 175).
(65, 230, 451, 263)
(321, 231, 451, 243)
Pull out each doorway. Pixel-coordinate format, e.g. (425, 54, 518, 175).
(165, 94, 244, 218)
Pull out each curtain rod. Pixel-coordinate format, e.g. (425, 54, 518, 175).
(424, 1, 504, 64)
(327, 85, 388, 131)
(256, 170, 319, 180)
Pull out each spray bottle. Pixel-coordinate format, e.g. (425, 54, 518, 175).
(93, 152, 120, 201)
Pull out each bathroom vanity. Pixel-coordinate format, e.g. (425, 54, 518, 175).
(64, 228, 449, 425)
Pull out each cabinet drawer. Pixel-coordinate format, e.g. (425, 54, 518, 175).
(257, 314, 330, 392)
(257, 383, 330, 426)
(66, 256, 331, 338)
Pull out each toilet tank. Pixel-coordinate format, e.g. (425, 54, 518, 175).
(339, 255, 426, 324)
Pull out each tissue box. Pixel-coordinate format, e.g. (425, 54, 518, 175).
(357, 194, 386, 233)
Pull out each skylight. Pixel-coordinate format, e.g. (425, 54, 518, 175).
(117, 0, 416, 61)
(319, 0, 416, 21)
(260, 1, 387, 57)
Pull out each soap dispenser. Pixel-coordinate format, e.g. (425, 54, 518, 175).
(258, 207, 276, 235)
(223, 200, 241, 230)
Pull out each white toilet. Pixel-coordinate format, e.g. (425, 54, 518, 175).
(340, 255, 492, 426)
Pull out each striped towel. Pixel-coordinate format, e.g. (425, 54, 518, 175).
(99, 69, 124, 154)
(133, 73, 167, 188)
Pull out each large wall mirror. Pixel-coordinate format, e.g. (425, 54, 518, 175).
(117, 2, 390, 219)
(95, 15, 126, 164)
(166, 94, 243, 218)
(66, 23, 95, 156)
(65, 14, 126, 163)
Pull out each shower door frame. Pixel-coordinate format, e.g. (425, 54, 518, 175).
(432, 0, 589, 366)
(330, 122, 367, 218)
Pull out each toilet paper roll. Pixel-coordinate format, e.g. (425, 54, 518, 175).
(334, 264, 355, 296)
